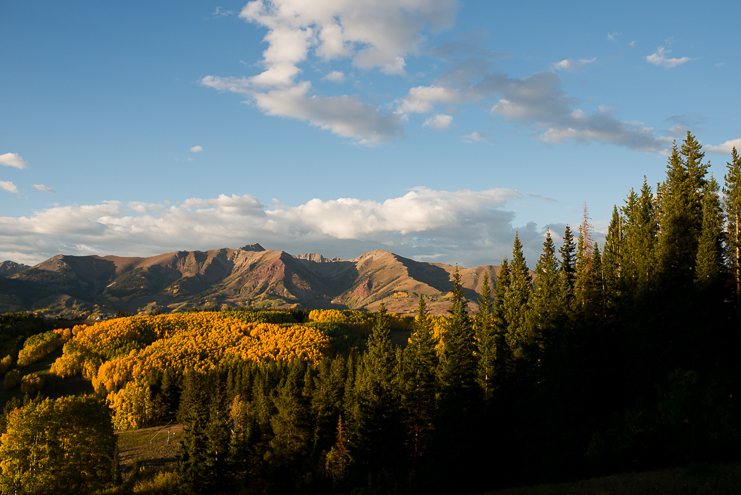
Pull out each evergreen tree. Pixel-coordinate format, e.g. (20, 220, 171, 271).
(658, 135, 709, 287)
(493, 257, 511, 335)
(623, 179, 659, 296)
(177, 372, 211, 495)
(268, 365, 311, 467)
(695, 176, 725, 290)
(353, 304, 405, 475)
(526, 229, 562, 343)
(402, 295, 438, 463)
(503, 233, 532, 357)
(205, 378, 230, 492)
(426, 267, 484, 493)
(724, 146, 741, 342)
(602, 206, 623, 305)
(475, 273, 496, 403)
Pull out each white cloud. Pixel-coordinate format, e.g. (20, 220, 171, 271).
(629, 40, 636, 47)
(550, 57, 596, 72)
(32, 184, 56, 194)
(190, 146, 204, 153)
(606, 32, 620, 41)
(397, 85, 461, 114)
(238, 0, 457, 84)
(463, 132, 494, 144)
(0, 153, 30, 169)
(646, 45, 692, 68)
(706, 138, 741, 154)
(1, 188, 563, 269)
(322, 71, 346, 83)
(0, 181, 18, 193)
(423, 114, 452, 129)
(252, 81, 403, 145)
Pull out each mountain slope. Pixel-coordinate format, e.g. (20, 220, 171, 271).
(6, 244, 501, 317)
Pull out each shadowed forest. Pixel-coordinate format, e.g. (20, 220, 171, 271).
(2, 132, 741, 494)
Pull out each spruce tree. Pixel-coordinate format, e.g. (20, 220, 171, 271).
(695, 176, 725, 291)
(503, 233, 532, 357)
(427, 267, 483, 493)
(177, 371, 211, 495)
(724, 147, 741, 343)
(602, 206, 623, 305)
(353, 304, 405, 475)
(526, 229, 562, 343)
(402, 295, 438, 463)
(474, 273, 496, 403)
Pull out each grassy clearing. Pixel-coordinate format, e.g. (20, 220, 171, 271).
(482, 463, 741, 495)
(117, 423, 184, 474)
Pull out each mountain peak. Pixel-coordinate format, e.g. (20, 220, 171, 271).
(239, 243, 265, 252)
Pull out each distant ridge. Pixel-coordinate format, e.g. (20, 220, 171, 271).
(0, 261, 29, 277)
(0, 245, 499, 318)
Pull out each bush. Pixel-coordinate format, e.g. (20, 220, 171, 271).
(3, 369, 20, 390)
(0, 354, 13, 377)
(20, 372, 44, 395)
(17, 331, 64, 367)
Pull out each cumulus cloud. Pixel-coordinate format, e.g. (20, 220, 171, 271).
(423, 114, 453, 129)
(606, 32, 620, 41)
(550, 57, 596, 72)
(239, 0, 457, 81)
(32, 184, 56, 194)
(0, 153, 30, 169)
(322, 71, 346, 82)
(397, 85, 462, 114)
(201, 0, 458, 145)
(646, 45, 692, 68)
(706, 138, 741, 154)
(252, 81, 403, 145)
(0, 181, 18, 193)
(190, 146, 204, 153)
(0, 188, 565, 269)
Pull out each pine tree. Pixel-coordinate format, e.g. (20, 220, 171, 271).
(402, 295, 438, 462)
(353, 304, 405, 474)
(205, 378, 230, 492)
(177, 372, 211, 495)
(658, 135, 709, 287)
(493, 257, 511, 334)
(724, 146, 741, 343)
(475, 273, 496, 403)
(426, 267, 484, 493)
(695, 176, 725, 290)
(504, 233, 532, 357)
(602, 206, 623, 305)
(526, 229, 562, 343)
(268, 364, 311, 466)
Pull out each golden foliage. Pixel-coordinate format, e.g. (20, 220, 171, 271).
(51, 312, 329, 430)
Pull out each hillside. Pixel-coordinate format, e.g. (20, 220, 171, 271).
(0, 244, 500, 317)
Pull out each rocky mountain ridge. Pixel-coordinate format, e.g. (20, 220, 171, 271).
(0, 245, 500, 317)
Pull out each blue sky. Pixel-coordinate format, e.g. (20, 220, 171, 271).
(1, 0, 739, 267)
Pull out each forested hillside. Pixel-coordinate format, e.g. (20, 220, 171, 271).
(1, 132, 740, 494)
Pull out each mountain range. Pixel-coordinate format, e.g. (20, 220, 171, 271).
(0, 244, 500, 317)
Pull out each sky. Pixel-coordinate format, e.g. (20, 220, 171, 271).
(1, 0, 740, 268)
